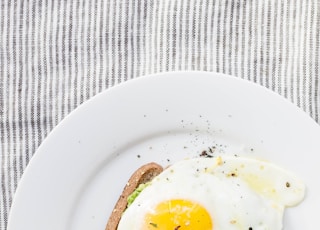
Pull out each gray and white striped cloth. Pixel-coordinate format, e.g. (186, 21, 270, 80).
(1, 0, 319, 229)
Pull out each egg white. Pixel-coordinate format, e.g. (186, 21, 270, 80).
(117, 156, 305, 230)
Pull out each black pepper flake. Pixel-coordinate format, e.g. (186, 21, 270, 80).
(209, 146, 216, 153)
(286, 182, 291, 188)
(249, 227, 253, 230)
(137, 155, 141, 158)
(200, 150, 207, 156)
(200, 150, 213, 158)
(174, 226, 181, 230)
(149, 222, 158, 228)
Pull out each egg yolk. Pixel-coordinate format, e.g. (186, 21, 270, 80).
(143, 199, 213, 229)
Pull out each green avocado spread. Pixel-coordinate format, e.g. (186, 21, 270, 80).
(127, 182, 150, 207)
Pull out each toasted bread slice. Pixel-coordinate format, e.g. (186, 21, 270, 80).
(105, 162, 163, 230)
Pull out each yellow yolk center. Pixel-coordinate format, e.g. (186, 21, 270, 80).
(143, 199, 213, 229)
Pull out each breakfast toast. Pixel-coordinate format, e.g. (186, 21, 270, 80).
(105, 162, 163, 230)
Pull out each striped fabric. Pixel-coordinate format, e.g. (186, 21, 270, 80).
(0, 0, 319, 229)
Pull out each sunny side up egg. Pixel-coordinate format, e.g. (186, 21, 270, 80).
(117, 156, 305, 230)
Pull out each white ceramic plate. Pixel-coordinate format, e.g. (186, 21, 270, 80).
(8, 71, 320, 230)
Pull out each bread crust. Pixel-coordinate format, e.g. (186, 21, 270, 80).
(105, 162, 163, 230)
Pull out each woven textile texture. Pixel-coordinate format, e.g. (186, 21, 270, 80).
(1, 0, 319, 229)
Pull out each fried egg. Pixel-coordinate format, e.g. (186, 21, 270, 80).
(117, 156, 305, 230)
